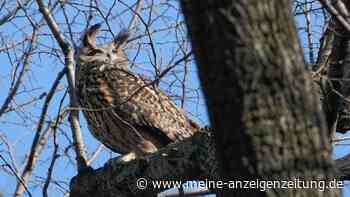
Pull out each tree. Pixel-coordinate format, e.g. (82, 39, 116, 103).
(0, 0, 349, 197)
(181, 0, 338, 196)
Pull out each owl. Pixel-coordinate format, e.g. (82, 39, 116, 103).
(76, 24, 201, 161)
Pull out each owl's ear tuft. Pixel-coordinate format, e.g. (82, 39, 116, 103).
(113, 29, 130, 49)
(82, 23, 102, 48)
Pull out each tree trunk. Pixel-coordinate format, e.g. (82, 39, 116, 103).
(180, 0, 340, 196)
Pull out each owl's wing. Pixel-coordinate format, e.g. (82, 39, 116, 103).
(106, 68, 200, 145)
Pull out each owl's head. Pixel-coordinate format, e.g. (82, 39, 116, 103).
(77, 24, 129, 68)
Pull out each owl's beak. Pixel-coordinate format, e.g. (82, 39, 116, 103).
(104, 54, 112, 64)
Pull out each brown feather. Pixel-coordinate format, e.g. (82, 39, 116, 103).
(76, 25, 201, 157)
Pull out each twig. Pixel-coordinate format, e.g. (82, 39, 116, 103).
(303, 1, 315, 65)
(118, 0, 159, 78)
(319, 0, 350, 32)
(0, 0, 32, 26)
(120, 52, 193, 105)
(87, 145, 104, 166)
(14, 68, 66, 196)
(127, 0, 143, 31)
(0, 155, 32, 197)
(42, 90, 67, 197)
(0, 134, 19, 173)
(36, 0, 88, 171)
(0, 28, 37, 118)
(333, 136, 350, 143)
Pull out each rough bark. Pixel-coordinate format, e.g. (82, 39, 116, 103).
(335, 154, 350, 180)
(69, 131, 350, 196)
(181, 0, 339, 197)
(70, 132, 217, 197)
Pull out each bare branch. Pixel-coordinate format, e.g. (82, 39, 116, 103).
(319, 0, 350, 32)
(14, 68, 65, 196)
(35, 0, 88, 171)
(0, 28, 37, 118)
(0, 155, 32, 197)
(43, 90, 67, 197)
(0, 0, 32, 26)
(127, 0, 144, 31)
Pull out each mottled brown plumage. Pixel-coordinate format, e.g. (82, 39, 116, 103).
(76, 24, 200, 158)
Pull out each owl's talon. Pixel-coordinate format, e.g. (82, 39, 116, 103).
(117, 152, 137, 162)
(104, 152, 137, 167)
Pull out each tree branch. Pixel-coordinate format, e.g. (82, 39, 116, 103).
(70, 131, 350, 197)
(14, 67, 66, 197)
(70, 132, 217, 197)
(319, 0, 350, 32)
(35, 0, 88, 171)
(0, 28, 37, 118)
(335, 154, 350, 180)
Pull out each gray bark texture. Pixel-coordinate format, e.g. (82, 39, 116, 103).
(70, 132, 217, 197)
(180, 0, 339, 196)
(70, 0, 343, 197)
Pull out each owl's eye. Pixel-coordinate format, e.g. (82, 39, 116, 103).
(87, 49, 104, 56)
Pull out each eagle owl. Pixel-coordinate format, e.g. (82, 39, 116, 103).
(76, 24, 200, 160)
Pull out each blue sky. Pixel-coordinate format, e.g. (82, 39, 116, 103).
(0, 1, 348, 196)
(0, 1, 207, 196)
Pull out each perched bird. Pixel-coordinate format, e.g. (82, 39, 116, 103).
(76, 24, 200, 161)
